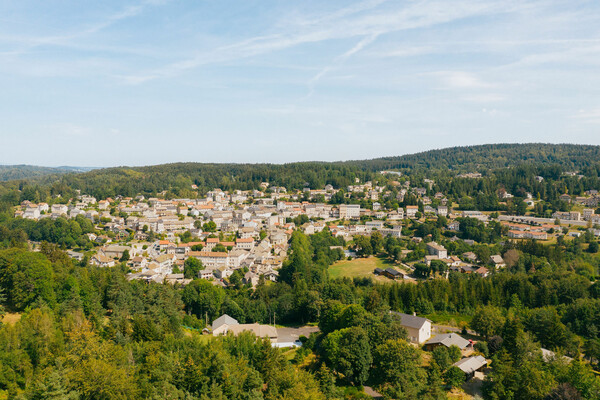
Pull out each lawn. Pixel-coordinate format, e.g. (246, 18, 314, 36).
(328, 256, 397, 282)
(425, 312, 472, 327)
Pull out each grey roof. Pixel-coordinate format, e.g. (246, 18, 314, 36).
(541, 348, 573, 363)
(426, 333, 470, 349)
(390, 311, 431, 329)
(212, 314, 239, 330)
(453, 355, 487, 374)
(490, 255, 504, 264)
(385, 268, 402, 276)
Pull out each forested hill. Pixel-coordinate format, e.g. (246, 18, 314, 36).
(0, 165, 96, 182)
(351, 143, 600, 172)
(2, 143, 599, 200)
(0, 165, 70, 181)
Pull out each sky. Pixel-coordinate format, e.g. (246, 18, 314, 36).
(1, 0, 600, 167)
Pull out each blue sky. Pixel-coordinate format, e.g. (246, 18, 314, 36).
(1, 0, 600, 167)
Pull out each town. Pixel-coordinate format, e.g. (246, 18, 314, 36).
(13, 174, 600, 292)
(3, 144, 600, 399)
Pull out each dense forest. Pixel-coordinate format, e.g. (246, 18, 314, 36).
(357, 143, 600, 173)
(0, 166, 75, 182)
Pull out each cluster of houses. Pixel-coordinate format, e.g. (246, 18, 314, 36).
(504, 221, 552, 240)
(553, 208, 600, 224)
(120, 233, 287, 286)
(558, 192, 600, 208)
(390, 312, 488, 380)
(16, 178, 600, 290)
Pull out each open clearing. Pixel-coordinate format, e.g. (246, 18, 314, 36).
(1, 313, 21, 326)
(328, 256, 399, 282)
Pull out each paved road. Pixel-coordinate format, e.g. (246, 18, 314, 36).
(432, 323, 478, 337)
(499, 214, 589, 227)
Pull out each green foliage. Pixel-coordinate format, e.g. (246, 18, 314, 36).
(443, 366, 465, 388)
(470, 306, 505, 340)
(432, 346, 452, 370)
(202, 221, 217, 232)
(322, 326, 372, 385)
(0, 249, 56, 311)
(182, 279, 225, 321)
(212, 243, 227, 253)
(475, 341, 489, 357)
(371, 339, 427, 398)
(0, 165, 74, 182)
(190, 243, 204, 251)
(352, 235, 373, 257)
(280, 230, 342, 287)
(119, 249, 130, 262)
(447, 345, 462, 363)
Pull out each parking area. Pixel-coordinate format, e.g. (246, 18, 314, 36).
(276, 326, 319, 343)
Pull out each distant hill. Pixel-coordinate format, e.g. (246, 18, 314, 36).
(3, 143, 599, 199)
(0, 165, 97, 182)
(0, 165, 71, 181)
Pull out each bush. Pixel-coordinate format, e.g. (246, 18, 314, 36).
(488, 335, 504, 355)
(182, 314, 205, 330)
(444, 366, 465, 388)
(474, 341, 489, 357)
(448, 345, 462, 363)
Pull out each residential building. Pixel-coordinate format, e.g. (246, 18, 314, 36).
(406, 206, 419, 218)
(489, 255, 505, 268)
(424, 333, 471, 351)
(453, 356, 487, 380)
(391, 312, 432, 344)
(212, 323, 278, 343)
(212, 314, 239, 331)
(339, 204, 361, 219)
(90, 254, 115, 268)
(427, 242, 447, 259)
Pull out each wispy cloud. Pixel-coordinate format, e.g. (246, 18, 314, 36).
(307, 32, 380, 97)
(432, 71, 495, 90)
(462, 94, 505, 103)
(498, 43, 600, 70)
(50, 123, 93, 137)
(120, 0, 519, 84)
(573, 108, 600, 124)
(1, 0, 167, 56)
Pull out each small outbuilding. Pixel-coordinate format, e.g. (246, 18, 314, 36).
(453, 355, 487, 380)
(424, 333, 471, 351)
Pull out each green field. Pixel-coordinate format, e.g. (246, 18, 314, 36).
(328, 256, 397, 281)
(424, 312, 472, 327)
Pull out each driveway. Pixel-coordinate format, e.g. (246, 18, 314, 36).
(432, 323, 478, 336)
(276, 326, 319, 343)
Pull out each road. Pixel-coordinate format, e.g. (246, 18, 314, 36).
(432, 323, 478, 337)
(499, 214, 589, 227)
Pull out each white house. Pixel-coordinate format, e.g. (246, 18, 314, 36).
(23, 205, 40, 220)
(90, 254, 115, 268)
(427, 242, 448, 259)
(437, 206, 448, 217)
(406, 206, 419, 218)
(339, 204, 361, 219)
(391, 312, 432, 344)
